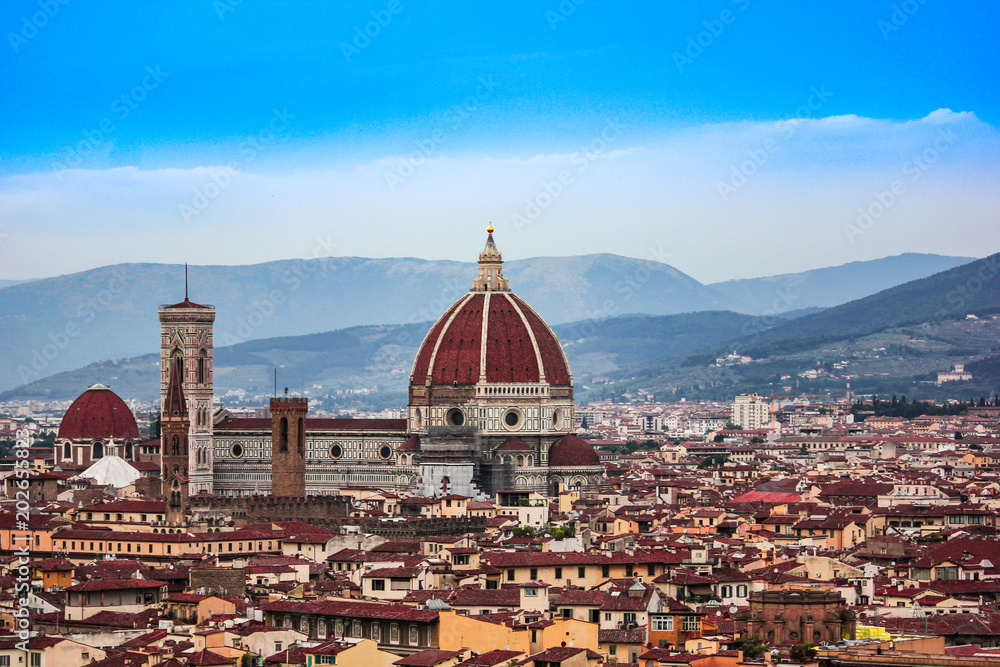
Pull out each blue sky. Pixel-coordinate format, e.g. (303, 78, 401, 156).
(1, 0, 998, 282)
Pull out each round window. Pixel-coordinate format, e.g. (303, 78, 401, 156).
(231, 443, 244, 458)
(446, 408, 465, 426)
(379, 445, 392, 460)
(552, 408, 563, 430)
(503, 409, 523, 431)
(330, 444, 343, 459)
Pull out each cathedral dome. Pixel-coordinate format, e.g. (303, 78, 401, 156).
(410, 228, 571, 388)
(410, 291, 571, 387)
(548, 434, 601, 467)
(58, 384, 140, 441)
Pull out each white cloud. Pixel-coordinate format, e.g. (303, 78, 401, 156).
(1, 109, 997, 282)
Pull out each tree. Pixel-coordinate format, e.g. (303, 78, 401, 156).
(751, 437, 764, 444)
(581, 417, 589, 429)
(698, 454, 728, 469)
(713, 433, 726, 443)
(732, 637, 768, 660)
(790, 643, 818, 662)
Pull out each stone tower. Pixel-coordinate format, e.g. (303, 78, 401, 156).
(158, 279, 216, 496)
(162, 356, 190, 523)
(270, 397, 308, 497)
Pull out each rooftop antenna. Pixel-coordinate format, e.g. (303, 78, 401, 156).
(185, 262, 189, 300)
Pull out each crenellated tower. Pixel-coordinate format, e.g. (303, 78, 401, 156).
(270, 396, 308, 497)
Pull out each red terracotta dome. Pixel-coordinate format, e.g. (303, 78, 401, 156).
(58, 384, 140, 441)
(497, 436, 532, 451)
(398, 435, 420, 451)
(410, 291, 571, 387)
(548, 434, 600, 467)
(410, 227, 571, 389)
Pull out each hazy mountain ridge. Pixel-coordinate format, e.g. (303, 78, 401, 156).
(731, 253, 1000, 358)
(709, 253, 975, 315)
(597, 254, 1000, 402)
(0, 252, 975, 393)
(7, 250, 999, 407)
(1, 311, 791, 406)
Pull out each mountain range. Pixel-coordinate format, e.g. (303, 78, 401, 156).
(3, 310, 789, 407)
(707, 253, 974, 316)
(0, 251, 978, 395)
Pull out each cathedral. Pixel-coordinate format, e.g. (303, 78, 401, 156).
(57, 227, 605, 514)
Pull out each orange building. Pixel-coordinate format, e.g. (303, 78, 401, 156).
(29, 557, 74, 591)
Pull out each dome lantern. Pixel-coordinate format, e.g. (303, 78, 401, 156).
(471, 223, 509, 292)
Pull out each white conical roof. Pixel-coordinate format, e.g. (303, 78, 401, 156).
(79, 455, 141, 488)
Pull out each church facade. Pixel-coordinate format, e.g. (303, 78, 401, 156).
(158, 227, 604, 503)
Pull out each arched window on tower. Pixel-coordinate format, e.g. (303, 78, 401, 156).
(297, 417, 305, 455)
(63, 442, 71, 460)
(279, 418, 289, 453)
(92, 441, 103, 459)
(197, 349, 207, 384)
(125, 442, 133, 460)
(172, 437, 180, 456)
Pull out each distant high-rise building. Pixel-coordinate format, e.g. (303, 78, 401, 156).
(731, 393, 771, 430)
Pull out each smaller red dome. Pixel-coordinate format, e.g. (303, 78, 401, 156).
(497, 436, 532, 452)
(548, 435, 600, 467)
(58, 384, 140, 441)
(398, 435, 420, 451)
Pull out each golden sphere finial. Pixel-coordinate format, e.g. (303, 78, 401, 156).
(487, 222, 494, 234)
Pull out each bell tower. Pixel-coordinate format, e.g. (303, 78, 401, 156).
(158, 266, 216, 496)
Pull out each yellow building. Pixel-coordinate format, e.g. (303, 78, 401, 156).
(437, 610, 599, 654)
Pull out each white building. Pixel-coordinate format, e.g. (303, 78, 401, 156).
(731, 393, 771, 430)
